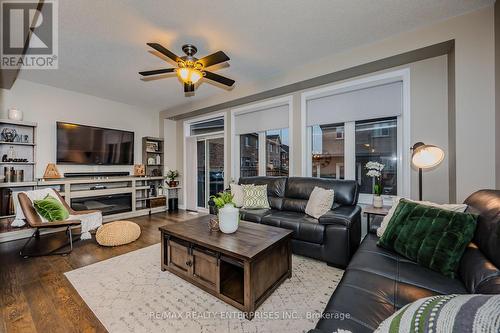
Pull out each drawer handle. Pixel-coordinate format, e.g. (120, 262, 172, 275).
(185, 260, 192, 267)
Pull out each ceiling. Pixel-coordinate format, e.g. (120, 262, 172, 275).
(18, 0, 493, 114)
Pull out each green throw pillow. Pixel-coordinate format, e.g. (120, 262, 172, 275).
(242, 184, 270, 209)
(33, 194, 70, 222)
(378, 199, 477, 278)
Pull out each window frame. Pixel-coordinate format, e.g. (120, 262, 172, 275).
(301, 69, 411, 205)
(231, 96, 294, 180)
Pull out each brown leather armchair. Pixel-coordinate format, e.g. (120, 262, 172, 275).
(18, 191, 99, 258)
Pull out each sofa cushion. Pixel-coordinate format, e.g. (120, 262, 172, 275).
(285, 177, 358, 206)
(261, 211, 325, 244)
(239, 208, 273, 223)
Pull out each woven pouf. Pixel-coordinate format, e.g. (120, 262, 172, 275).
(96, 220, 141, 246)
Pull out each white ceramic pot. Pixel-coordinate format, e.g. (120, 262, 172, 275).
(8, 108, 23, 121)
(373, 195, 383, 208)
(218, 203, 239, 234)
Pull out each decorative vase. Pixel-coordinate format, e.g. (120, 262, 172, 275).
(218, 203, 239, 234)
(8, 108, 23, 121)
(373, 195, 383, 208)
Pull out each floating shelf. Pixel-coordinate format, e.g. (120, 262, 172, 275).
(0, 162, 35, 165)
(0, 142, 35, 146)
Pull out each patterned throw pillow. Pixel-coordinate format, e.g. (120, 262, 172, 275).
(305, 186, 334, 219)
(375, 294, 500, 333)
(242, 184, 270, 209)
(378, 199, 477, 278)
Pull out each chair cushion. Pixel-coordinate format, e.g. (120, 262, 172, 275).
(96, 220, 141, 246)
(378, 199, 478, 278)
(261, 211, 324, 244)
(33, 194, 69, 222)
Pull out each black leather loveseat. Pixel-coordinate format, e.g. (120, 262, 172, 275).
(310, 189, 500, 333)
(238, 176, 361, 268)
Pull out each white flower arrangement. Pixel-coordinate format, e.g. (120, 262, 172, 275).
(365, 161, 385, 196)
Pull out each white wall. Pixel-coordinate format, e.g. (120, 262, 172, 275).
(0, 79, 159, 178)
(164, 6, 496, 203)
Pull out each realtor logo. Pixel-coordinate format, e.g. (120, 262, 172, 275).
(1, 0, 58, 69)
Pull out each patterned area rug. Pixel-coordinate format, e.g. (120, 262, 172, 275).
(65, 244, 343, 333)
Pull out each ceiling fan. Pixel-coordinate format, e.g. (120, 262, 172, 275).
(139, 43, 235, 94)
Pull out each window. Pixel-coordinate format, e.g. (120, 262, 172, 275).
(190, 118, 224, 136)
(355, 118, 397, 195)
(266, 128, 289, 176)
(311, 124, 344, 179)
(240, 133, 259, 177)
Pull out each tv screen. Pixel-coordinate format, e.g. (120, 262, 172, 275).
(57, 122, 134, 165)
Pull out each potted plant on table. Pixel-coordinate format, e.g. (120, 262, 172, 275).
(365, 161, 385, 208)
(209, 192, 239, 234)
(166, 170, 179, 187)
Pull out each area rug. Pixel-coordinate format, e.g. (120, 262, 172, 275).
(65, 244, 343, 333)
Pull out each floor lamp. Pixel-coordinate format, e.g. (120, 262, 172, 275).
(411, 142, 445, 201)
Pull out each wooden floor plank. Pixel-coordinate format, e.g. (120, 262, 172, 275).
(0, 210, 205, 333)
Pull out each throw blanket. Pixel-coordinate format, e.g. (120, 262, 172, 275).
(11, 188, 102, 240)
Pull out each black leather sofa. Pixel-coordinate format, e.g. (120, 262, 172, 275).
(238, 176, 361, 268)
(310, 189, 500, 333)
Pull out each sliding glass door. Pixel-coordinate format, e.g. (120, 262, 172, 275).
(197, 136, 224, 209)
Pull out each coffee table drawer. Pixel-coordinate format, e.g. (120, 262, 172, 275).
(167, 239, 191, 276)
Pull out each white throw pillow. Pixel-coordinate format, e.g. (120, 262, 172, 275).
(242, 184, 270, 209)
(230, 183, 245, 208)
(376, 197, 468, 237)
(305, 186, 335, 219)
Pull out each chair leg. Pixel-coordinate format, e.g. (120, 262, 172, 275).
(20, 227, 80, 258)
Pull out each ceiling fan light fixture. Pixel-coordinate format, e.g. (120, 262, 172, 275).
(177, 67, 203, 84)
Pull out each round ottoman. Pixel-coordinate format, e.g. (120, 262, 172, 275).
(96, 220, 141, 246)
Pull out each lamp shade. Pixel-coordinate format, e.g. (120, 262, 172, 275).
(411, 142, 445, 169)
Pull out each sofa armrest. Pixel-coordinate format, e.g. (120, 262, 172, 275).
(319, 205, 361, 227)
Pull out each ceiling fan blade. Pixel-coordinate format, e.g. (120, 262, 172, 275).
(147, 43, 180, 63)
(139, 68, 176, 76)
(198, 51, 230, 68)
(204, 71, 235, 87)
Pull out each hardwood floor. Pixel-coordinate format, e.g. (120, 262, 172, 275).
(0, 210, 205, 333)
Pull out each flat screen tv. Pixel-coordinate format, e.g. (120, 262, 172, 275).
(57, 122, 134, 165)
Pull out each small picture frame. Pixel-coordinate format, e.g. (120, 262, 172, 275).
(146, 141, 159, 152)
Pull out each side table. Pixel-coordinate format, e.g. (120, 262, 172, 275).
(362, 205, 390, 235)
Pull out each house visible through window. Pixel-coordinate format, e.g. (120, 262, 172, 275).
(266, 128, 289, 176)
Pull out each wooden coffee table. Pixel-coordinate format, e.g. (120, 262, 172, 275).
(159, 215, 293, 319)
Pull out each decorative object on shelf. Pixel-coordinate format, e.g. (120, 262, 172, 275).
(147, 157, 155, 165)
(155, 154, 161, 165)
(7, 146, 16, 160)
(166, 169, 179, 187)
(151, 168, 162, 176)
(366, 161, 385, 208)
(411, 142, 445, 201)
(43, 163, 62, 179)
(146, 141, 159, 152)
(157, 185, 164, 196)
(8, 108, 23, 121)
(208, 217, 219, 231)
(1, 128, 17, 142)
(133, 164, 145, 176)
(210, 192, 239, 234)
(14, 169, 24, 182)
(4, 167, 14, 182)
